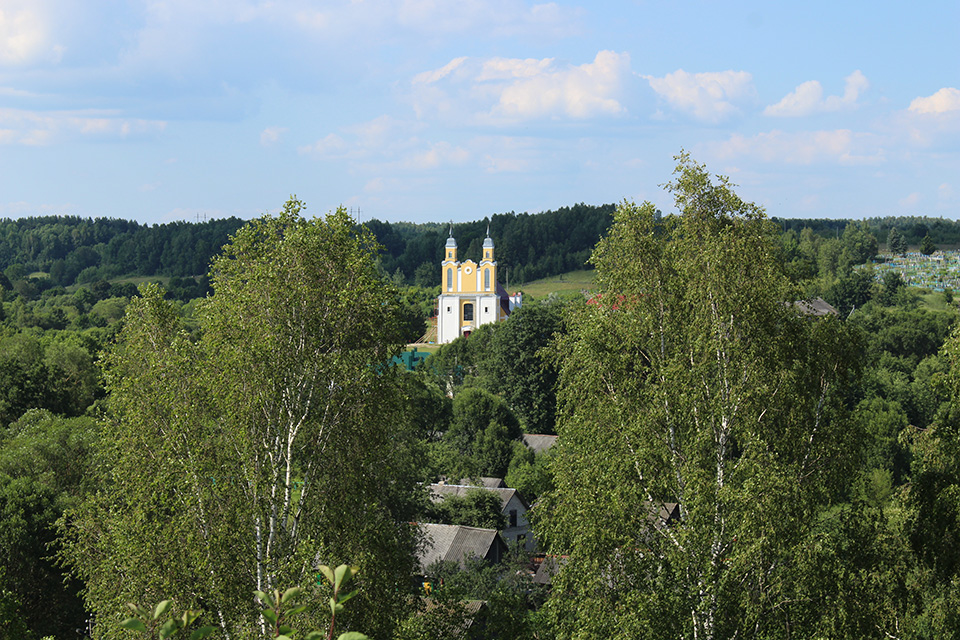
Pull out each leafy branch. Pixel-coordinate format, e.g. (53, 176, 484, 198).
(119, 600, 216, 640)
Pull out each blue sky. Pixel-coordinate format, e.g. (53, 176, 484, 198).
(1, 0, 958, 225)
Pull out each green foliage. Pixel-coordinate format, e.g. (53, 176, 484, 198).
(825, 266, 875, 316)
(421, 325, 496, 396)
(840, 221, 879, 272)
(0, 215, 243, 289)
(0, 410, 98, 638)
(119, 601, 215, 640)
(478, 297, 567, 435)
(538, 155, 863, 639)
(888, 226, 908, 256)
(366, 204, 615, 286)
(64, 201, 422, 639)
(312, 563, 371, 640)
(428, 488, 507, 530)
(921, 233, 937, 256)
(416, 550, 544, 640)
(504, 441, 554, 503)
(437, 388, 521, 479)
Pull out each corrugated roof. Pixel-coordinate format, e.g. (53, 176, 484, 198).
(418, 523, 502, 571)
(522, 434, 558, 454)
(792, 297, 839, 316)
(439, 476, 506, 489)
(429, 484, 526, 511)
(533, 555, 566, 585)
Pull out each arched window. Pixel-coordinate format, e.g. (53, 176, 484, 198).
(484, 268, 490, 291)
(447, 268, 453, 291)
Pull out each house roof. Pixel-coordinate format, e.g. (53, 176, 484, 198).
(420, 598, 487, 639)
(439, 476, 506, 489)
(792, 297, 839, 317)
(533, 555, 567, 585)
(645, 501, 680, 529)
(522, 434, 558, 454)
(429, 484, 529, 512)
(417, 523, 505, 571)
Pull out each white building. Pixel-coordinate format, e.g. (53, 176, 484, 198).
(436, 229, 521, 344)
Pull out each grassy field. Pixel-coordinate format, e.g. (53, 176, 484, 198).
(918, 290, 954, 311)
(514, 269, 595, 299)
(408, 344, 441, 355)
(404, 269, 596, 348)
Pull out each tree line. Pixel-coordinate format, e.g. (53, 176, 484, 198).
(6, 160, 960, 638)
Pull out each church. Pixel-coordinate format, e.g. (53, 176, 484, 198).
(436, 228, 521, 344)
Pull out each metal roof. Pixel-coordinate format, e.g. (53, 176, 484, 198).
(522, 434, 558, 454)
(428, 484, 527, 511)
(417, 523, 504, 571)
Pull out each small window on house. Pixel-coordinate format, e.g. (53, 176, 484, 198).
(463, 303, 474, 321)
(484, 268, 490, 291)
(509, 509, 518, 528)
(447, 269, 453, 291)
(446, 306, 451, 313)
(448, 251, 452, 258)
(484, 306, 489, 313)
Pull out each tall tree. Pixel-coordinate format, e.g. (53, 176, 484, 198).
(538, 155, 861, 639)
(481, 296, 568, 435)
(64, 201, 422, 639)
(888, 227, 908, 256)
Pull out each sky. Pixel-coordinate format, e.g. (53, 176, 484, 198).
(0, 0, 958, 226)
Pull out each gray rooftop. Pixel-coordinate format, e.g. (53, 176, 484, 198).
(439, 476, 506, 489)
(417, 523, 504, 571)
(522, 434, 558, 454)
(429, 484, 527, 511)
(792, 297, 839, 317)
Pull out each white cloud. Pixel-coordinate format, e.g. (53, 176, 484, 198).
(482, 154, 530, 173)
(889, 88, 960, 148)
(710, 129, 884, 165)
(364, 177, 387, 193)
(477, 57, 554, 81)
(0, 2, 62, 65)
(412, 51, 631, 123)
(260, 126, 288, 146)
(413, 57, 469, 85)
(345, 115, 419, 149)
(401, 141, 470, 169)
(494, 50, 629, 119)
(298, 133, 347, 156)
(899, 192, 922, 209)
(0, 108, 166, 145)
(765, 70, 869, 117)
(643, 69, 755, 122)
(909, 88, 960, 115)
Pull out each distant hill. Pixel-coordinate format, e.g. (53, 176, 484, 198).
(366, 203, 617, 286)
(0, 216, 245, 288)
(775, 216, 960, 249)
(4, 210, 960, 300)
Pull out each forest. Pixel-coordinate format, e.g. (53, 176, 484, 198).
(4, 158, 960, 639)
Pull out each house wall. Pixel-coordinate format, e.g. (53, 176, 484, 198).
(500, 493, 535, 552)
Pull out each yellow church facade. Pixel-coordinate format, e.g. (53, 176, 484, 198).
(436, 229, 521, 344)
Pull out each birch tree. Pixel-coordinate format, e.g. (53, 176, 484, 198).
(538, 155, 861, 639)
(65, 201, 422, 639)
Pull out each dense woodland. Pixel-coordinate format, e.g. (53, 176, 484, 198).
(4, 163, 960, 638)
